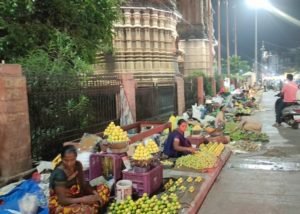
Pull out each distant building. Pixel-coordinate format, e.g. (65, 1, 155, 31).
(278, 48, 298, 73)
(176, 0, 215, 77)
(260, 42, 299, 76)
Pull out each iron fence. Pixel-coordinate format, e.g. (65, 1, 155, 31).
(136, 85, 177, 121)
(27, 74, 120, 160)
(184, 77, 198, 109)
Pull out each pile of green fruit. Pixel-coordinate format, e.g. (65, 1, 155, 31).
(175, 152, 217, 170)
(108, 193, 181, 214)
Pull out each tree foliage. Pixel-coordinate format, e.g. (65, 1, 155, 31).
(0, 0, 122, 63)
(189, 70, 213, 96)
(222, 56, 251, 75)
(0, 0, 122, 160)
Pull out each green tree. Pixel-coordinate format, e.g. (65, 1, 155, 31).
(0, 0, 123, 160)
(0, 0, 122, 63)
(189, 70, 213, 96)
(222, 56, 251, 75)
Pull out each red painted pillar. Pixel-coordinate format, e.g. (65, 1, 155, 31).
(220, 77, 224, 88)
(197, 77, 204, 104)
(175, 76, 185, 115)
(0, 64, 32, 177)
(118, 73, 137, 122)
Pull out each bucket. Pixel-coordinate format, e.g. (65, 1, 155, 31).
(116, 180, 132, 202)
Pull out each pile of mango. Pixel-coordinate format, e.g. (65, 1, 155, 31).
(164, 176, 202, 194)
(199, 142, 225, 156)
(145, 140, 159, 154)
(104, 122, 129, 143)
(132, 144, 152, 161)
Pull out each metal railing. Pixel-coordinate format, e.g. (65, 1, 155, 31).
(136, 85, 177, 121)
(27, 74, 120, 160)
(184, 77, 198, 110)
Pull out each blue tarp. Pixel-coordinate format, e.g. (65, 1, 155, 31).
(0, 179, 48, 214)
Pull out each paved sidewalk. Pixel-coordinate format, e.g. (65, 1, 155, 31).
(198, 91, 300, 214)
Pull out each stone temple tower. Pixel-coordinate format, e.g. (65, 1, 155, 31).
(94, 0, 181, 81)
(176, 0, 214, 76)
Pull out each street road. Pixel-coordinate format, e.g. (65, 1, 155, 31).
(198, 91, 300, 214)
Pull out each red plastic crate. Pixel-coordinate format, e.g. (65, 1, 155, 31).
(122, 165, 163, 196)
(87, 153, 125, 182)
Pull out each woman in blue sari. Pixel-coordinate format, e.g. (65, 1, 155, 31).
(163, 119, 197, 158)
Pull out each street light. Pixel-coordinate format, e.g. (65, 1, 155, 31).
(245, 0, 271, 82)
(246, 0, 271, 9)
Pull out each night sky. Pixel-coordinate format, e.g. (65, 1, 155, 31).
(212, 0, 300, 63)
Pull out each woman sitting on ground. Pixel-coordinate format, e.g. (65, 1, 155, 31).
(163, 119, 197, 158)
(49, 145, 106, 213)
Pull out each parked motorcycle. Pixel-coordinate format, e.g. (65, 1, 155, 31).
(275, 93, 300, 129)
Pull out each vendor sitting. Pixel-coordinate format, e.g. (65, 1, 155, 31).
(215, 105, 226, 129)
(163, 119, 197, 158)
(235, 113, 262, 133)
(49, 145, 107, 213)
(243, 97, 256, 108)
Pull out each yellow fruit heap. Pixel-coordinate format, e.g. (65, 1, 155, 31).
(105, 123, 129, 143)
(200, 142, 225, 157)
(192, 124, 202, 131)
(103, 122, 116, 136)
(133, 144, 152, 161)
(145, 140, 159, 154)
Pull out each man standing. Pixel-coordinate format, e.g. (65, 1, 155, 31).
(273, 74, 298, 127)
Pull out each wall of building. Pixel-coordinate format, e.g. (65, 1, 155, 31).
(94, 5, 180, 76)
(176, 0, 214, 77)
(179, 39, 210, 76)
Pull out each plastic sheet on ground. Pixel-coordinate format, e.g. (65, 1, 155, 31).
(0, 179, 48, 214)
(0, 181, 24, 196)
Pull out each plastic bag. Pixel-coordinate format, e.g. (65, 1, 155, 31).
(192, 104, 201, 121)
(18, 193, 39, 214)
(77, 152, 92, 170)
(78, 133, 102, 152)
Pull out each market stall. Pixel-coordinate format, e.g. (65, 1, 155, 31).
(0, 87, 269, 214)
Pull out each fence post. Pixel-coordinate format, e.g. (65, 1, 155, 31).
(211, 78, 216, 96)
(197, 77, 204, 104)
(118, 73, 137, 123)
(0, 64, 32, 177)
(175, 76, 185, 115)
